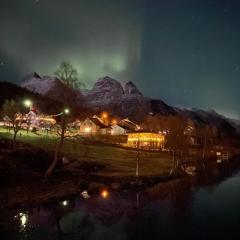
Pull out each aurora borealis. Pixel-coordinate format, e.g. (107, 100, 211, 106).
(1, 0, 240, 118)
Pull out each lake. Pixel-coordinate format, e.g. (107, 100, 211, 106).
(1, 161, 240, 240)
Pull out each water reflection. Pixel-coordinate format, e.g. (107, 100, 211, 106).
(100, 190, 109, 199)
(1, 160, 240, 239)
(61, 200, 69, 207)
(81, 190, 90, 199)
(14, 212, 29, 232)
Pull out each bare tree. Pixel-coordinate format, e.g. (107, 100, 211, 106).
(54, 61, 83, 89)
(196, 124, 216, 159)
(45, 109, 70, 177)
(164, 116, 188, 173)
(1, 99, 22, 143)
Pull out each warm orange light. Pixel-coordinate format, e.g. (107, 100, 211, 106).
(102, 112, 108, 119)
(85, 127, 91, 132)
(101, 190, 109, 199)
(112, 120, 117, 125)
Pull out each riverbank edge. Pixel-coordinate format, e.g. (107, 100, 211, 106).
(0, 137, 178, 211)
(1, 137, 239, 211)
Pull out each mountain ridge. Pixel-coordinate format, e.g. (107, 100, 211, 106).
(19, 73, 238, 133)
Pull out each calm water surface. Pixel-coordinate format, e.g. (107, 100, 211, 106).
(1, 163, 240, 240)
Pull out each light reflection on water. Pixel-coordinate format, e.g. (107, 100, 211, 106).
(1, 163, 240, 240)
(14, 212, 28, 232)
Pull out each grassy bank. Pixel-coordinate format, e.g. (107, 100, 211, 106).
(0, 127, 174, 209)
(0, 127, 172, 177)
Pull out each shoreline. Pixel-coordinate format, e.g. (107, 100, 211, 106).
(0, 137, 177, 210)
(1, 137, 239, 211)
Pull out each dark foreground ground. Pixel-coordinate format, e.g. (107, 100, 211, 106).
(0, 137, 176, 210)
(1, 130, 239, 212)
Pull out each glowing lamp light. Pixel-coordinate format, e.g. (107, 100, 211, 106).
(101, 190, 109, 199)
(64, 108, 70, 114)
(23, 99, 32, 108)
(112, 120, 117, 125)
(61, 200, 68, 206)
(85, 127, 91, 133)
(102, 112, 108, 118)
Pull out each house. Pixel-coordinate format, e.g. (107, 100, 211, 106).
(109, 118, 140, 135)
(118, 118, 140, 132)
(111, 124, 127, 135)
(79, 117, 109, 135)
(125, 132, 165, 150)
(68, 119, 81, 129)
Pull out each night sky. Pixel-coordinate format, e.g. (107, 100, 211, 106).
(0, 0, 240, 119)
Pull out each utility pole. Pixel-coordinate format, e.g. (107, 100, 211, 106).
(136, 134, 140, 178)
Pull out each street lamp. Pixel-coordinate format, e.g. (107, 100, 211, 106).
(101, 112, 108, 125)
(23, 99, 33, 111)
(64, 108, 70, 115)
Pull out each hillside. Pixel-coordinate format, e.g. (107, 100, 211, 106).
(0, 81, 63, 114)
(1, 74, 239, 134)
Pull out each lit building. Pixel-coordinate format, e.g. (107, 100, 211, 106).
(126, 132, 165, 150)
(118, 118, 140, 132)
(110, 124, 127, 135)
(79, 117, 109, 135)
(39, 116, 56, 125)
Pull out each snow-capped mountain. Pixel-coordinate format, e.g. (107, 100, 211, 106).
(19, 73, 238, 132)
(82, 76, 143, 106)
(21, 72, 78, 106)
(0, 81, 63, 114)
(21, 74, 154, 120)
(80, 76, 150, 120)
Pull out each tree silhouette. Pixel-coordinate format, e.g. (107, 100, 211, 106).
(54, 61, 83, 89)
(1, 99, 22, 143)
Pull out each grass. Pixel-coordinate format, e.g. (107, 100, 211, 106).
(0, 127, 172, 177)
